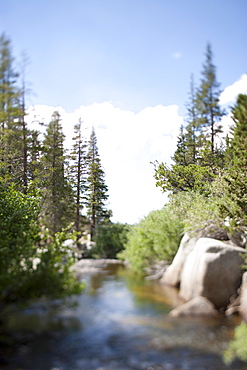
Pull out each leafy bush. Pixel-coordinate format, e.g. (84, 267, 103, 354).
(90, 222, 130, 258)
(169, 178, 226, 234)
(153, 161, 216, 194)
(0, 184, 40, 301)
(0, 184, 83, 303)
(20, 228, 84, 300)
(118, 205, 184, 272)
(223, 322, 247, 364)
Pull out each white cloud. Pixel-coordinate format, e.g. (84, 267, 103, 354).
(26, 74, 247, 224)
(220, 74, 247, 105)
(26, 102, 183, 224)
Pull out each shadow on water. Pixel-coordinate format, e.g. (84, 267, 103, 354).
(1, 261, 247, 370)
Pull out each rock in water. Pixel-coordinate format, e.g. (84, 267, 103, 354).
(179, 238, 247, 309)
(240, 272, 247, 321)
(160, 232, 198, 287)
(169, 296, 218, 317)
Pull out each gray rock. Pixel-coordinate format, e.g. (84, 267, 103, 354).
(160, 232, 199, 287)
(240, 272, 247, 321)
(169, 296, 218, 317)
(179, 238, 247, 309)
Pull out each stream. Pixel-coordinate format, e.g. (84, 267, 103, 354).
(1, 260, 247, 370)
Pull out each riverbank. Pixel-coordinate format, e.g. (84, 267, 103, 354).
(71, 258, 125, 279)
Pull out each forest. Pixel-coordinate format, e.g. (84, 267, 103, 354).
(0, 32, 126, 303)
(1, 33, 247, 362)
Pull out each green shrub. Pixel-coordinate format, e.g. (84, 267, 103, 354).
(0, 184, 40, 301)
(88, 222, 130, 259)
(223, 322, 247, 364)
(169, 183, 225, 234)
(118, 206, 184, 272)
(0, 184, 83, 303)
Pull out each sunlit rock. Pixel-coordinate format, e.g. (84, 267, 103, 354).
(240, 272, 247, 321)
(169, 296, 218, 317)
(160, 232, 198, 287)
(179, 238, 247, 309)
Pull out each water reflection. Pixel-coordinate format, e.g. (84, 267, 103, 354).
(1, 262, 247, 370)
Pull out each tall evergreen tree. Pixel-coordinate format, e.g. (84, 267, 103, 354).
(173, 75, 201, 167)
(37, 111, 74, 235)
(69, 118, 88, 246)
(18, 54, 30, 193)
(184, 74, 203, 164)
(0, 33, 23, 185)
(86, 127, 110, 239)
(222, 94, 247, 227)
(28, 129, 42, 182)
(196, 44, 224, 156)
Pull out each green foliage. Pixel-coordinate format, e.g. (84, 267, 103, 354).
(0, 183, 83, 303)
(118, 206, 184, 272)
(85, 127, 111, 239)
(153, 161, 215, 194)
(169, 181, 225, 233)
(223, 322, 247, 364)
(154, 45, 225, 196)
(89, 222, 130, 258)
(0, 183, 40, 302)
(221, 95, 247, 229)
(21, 227, 84, 300)
(195, 43, 224, 153)
(69, 119, 88, 245)
(0, 33, 25, 189)
(36, 111, 75, 235)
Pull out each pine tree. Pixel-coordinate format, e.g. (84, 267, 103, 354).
(86, 127, 110, 239)
(196, 44, 224, 156)
(172, 125, 188, 166)
(0, 33, 23, 185)
(184, 74, 203, 164)
(223, 94, 247, 227)
(18, 54, 30, 193)
(153, 72, 216, 194)
(28, 129, 42, 182)
(173, 76, 202, 167)
(69, 118, 88, 246)
(37, 111, 74, 235)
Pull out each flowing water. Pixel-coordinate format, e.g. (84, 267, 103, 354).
(1, 261, 247, 370)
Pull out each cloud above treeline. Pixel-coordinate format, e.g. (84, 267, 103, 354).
(27, 103, 183, 224)
(220, 74, 247, 105)
(26, 74, 246, 224)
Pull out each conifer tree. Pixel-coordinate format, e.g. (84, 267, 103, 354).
(18, 54, 30, 193)
(172, 76, 201, 167)
(223, 94, 247, 227)
(0, 33, 23, 185)
(37, 111, 74, 235)
(28, 129, 42, 181)
(184, 74, 203, 164)
(196, 44, 224, 156)
(69, 118, 88, 246)
(154, 45, 225, 195)
(86, 127, 110, 239)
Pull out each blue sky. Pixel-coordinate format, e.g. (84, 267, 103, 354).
(2, 0, 247, 113)
(1, 0, 247, 223)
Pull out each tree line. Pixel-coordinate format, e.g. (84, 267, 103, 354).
(0, 33, 116, 302)
(0, 33, 111, 242)
(153, 43, 247, 234)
